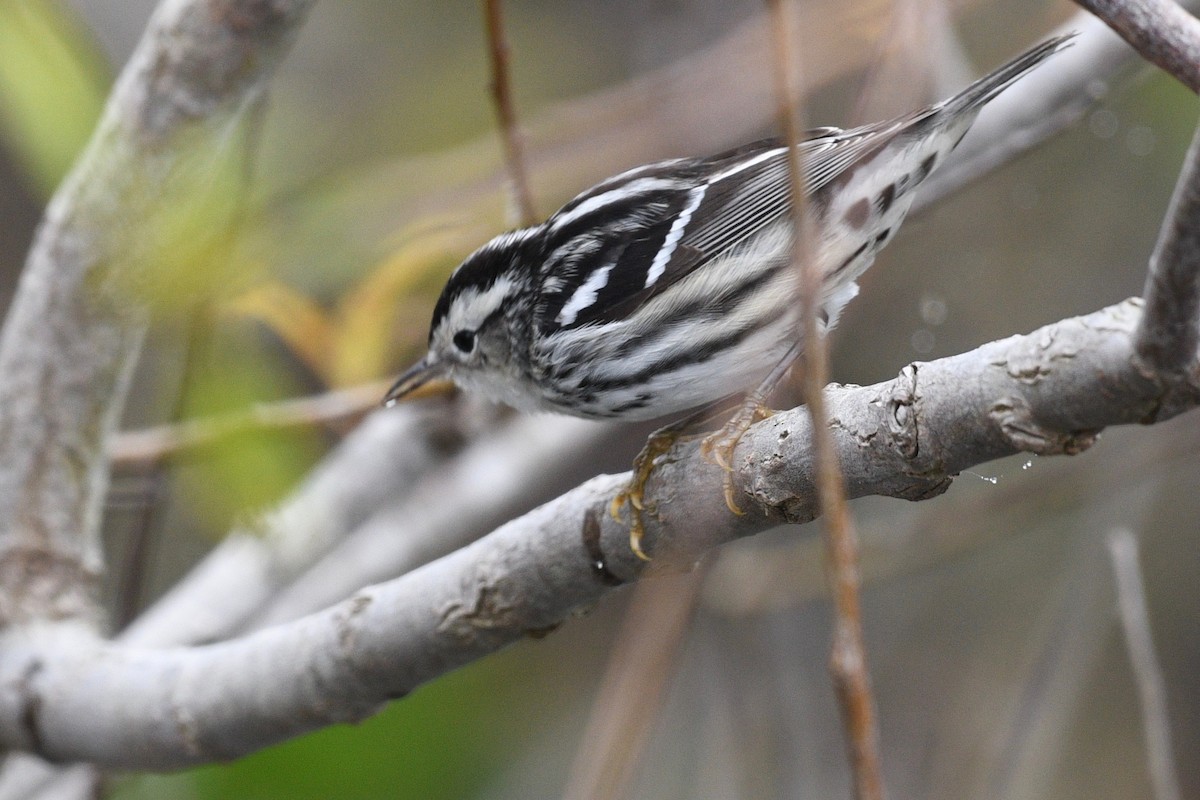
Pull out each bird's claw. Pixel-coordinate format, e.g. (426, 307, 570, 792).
(611, 424, 688, 561)
(701, 401, 775, 515)
(613, 401, 773, 558)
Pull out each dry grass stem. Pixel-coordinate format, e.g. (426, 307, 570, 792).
(1107, 529, 1182, 800)
(561, 567, 708, 800)
(766, 1, 885, 798)
(482, 0, 538, 227)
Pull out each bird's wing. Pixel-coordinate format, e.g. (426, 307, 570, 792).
(535, 123, 908, 333)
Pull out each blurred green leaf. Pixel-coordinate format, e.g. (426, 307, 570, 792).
(174, 333, 324, 529)
(103, 117, 271, 318)
(0, 0, 110, 195)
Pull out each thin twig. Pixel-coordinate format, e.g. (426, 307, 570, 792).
(562, 565, 708, 800)
(1136, 120, 1200, 374)
(765, 2, 885, 799)
(482, 0, 537, 227)
(108, 380, 395, 468)
(1107, 529, 1182, 800)
(1074, 0, 1200, 93)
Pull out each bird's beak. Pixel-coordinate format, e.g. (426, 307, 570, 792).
(383, 357, 449, 407)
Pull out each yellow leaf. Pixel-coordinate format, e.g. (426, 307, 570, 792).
(224, 281, 335, 380)
(329, 220, 473, 386)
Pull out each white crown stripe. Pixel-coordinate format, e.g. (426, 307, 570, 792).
(645, 183, 708, 289)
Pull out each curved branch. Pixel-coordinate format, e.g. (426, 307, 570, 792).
(1071, 1, 1200, 378)
(0, 0, 315, 624)
(0, 298, 1195, 769)
(120, 404, 469, 647)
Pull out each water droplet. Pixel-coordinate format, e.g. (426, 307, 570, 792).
(919, 295, 948, 326)
(1126, 125, 1156, 157)
(1021, 458, 1033, 470)
(965, 470, 999, 485)
(911, 328, 935, 354)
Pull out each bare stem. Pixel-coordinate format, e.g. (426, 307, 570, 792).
(1107, 529, 1182, 800)
(482, 0, 537, 227)
(766, 2, 885, 799)
(1073, 0, 1200, 93)
(561, 565, 707, 800)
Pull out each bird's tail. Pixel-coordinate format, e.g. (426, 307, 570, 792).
(941, 33, 1076, 116)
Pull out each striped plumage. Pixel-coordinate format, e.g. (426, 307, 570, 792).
(386, 36, 1072, 420)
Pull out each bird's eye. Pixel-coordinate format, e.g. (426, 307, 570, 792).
(452, 330, 476, 353)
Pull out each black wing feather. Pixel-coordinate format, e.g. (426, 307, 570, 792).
(536, 123, 906, 333)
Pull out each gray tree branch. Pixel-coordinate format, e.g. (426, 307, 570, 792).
(1071, 0, 1200, 382)
(0, 0, 316, 626)
(0, 297, 1195, 769)
(2, 1, 1196, 785)
(121, 11, 1141, 653)
(1137, 121, 1200, 375)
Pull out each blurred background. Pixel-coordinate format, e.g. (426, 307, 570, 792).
(0, 0, 1197, 798)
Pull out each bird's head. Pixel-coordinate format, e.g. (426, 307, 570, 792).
(384, 229, 538, 407)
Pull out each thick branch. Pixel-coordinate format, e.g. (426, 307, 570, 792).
(1071, 2, 1200, 376)
(0, 298, 1195, 768)
(0, 0, 315, 625)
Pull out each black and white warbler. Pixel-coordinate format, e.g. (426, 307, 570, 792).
(386, 36, 1072, 551)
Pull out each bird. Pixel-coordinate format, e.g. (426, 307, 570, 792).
(385, 34, 1074, 557)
